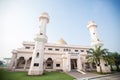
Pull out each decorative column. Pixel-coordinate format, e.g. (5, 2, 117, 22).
(8, 50, 17, 70)
(77, 54, 82, 71)
(13, 58, 17, 71)
(24, 60, 27, 70)
(67, 52, 71, 71)
(62, 53, 67, 72)
(28, 12, 49, 75)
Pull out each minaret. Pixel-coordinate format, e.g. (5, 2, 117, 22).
(87, 21, 103, 47)
(28, 12, 49, 75)
(87, 21, 111, 73)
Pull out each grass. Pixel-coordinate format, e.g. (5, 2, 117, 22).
(0, 69, 75, 80)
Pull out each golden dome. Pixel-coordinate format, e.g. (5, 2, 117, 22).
(56, 38, 67, 45)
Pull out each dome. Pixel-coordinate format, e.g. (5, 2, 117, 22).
(56, 38, 67, 45)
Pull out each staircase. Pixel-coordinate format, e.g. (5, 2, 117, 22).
(67, 71, 83, 78)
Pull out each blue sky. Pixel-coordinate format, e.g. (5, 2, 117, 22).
(0, 0, 120, 58)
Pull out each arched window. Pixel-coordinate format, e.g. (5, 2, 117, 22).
(36, 52, 39, 58)
(46, 58, 53, 69)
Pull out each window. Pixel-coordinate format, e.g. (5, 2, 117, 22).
(104, 64, 108, 66)
(81, 50, 84, 52)
(40, 33, 43, 35)
(86, 50, 89, 53)
(75, 50, 78, 52)
(93, 33, 95, 35)
(66, 48, 68, 51)
(48, 48, 52, 50)
(55, 49, 59, 51)
(69, 49, 71, 51)
(36, 52, 39, 57)
(97, 64, 100, 66)
(25, 47, 30, 49)
(34, 63, 39, 67)
(64, 48, 69, 52)
(47, 64, 51, 66)
(56, 64, 60, 67)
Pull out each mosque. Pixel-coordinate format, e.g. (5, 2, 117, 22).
(9, 12, 110, 75)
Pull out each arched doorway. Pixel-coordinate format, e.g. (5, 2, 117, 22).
(46, 58, 53, 69)
(17, 57, 25, 69)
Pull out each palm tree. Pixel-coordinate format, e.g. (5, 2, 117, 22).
(87, 46, 109, 73)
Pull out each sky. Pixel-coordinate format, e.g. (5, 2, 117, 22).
(0, 0, 120, 58)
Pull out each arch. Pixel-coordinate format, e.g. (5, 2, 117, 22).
(19, 57, 24, 60)
(47, 58, 52, 61)
(16, 57, 25, 69)
(46, 58, 53, 69)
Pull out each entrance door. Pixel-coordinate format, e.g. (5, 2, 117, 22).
(71, 59, 77, 70)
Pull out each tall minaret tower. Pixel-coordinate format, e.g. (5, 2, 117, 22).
(87, 21, 103, 47)
(28, 12, 49, 75)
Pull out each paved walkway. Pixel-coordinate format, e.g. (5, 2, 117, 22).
(67, 71, 101, 79)
(67, 71, 120, 80)
(88, 72, 120, 80)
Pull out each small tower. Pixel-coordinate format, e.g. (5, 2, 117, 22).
(87, 21, 103, 47)
(28, 12, 49, 75)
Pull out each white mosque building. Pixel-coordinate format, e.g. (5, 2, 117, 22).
(9, 12, 110, 75)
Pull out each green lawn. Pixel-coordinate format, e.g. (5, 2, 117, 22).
(0, 69, 75, 80)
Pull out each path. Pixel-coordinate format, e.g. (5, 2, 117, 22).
(67, 71, 120, 80)
(67, 71, 101, 79)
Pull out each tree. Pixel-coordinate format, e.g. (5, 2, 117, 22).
(106, 52, 115, 71)
(87, 46, 109, 73)
(0, 61, 3, 66)
(112, 52, 120, 71)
